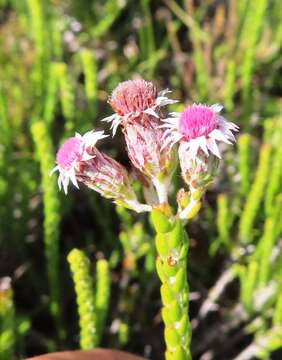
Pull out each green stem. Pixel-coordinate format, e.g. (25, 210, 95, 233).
(151, 208, 192, 360)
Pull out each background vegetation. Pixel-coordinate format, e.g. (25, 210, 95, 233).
(0, 0, 281, 359)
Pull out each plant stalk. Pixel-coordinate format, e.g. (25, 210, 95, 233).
(151, 208, 192, 360)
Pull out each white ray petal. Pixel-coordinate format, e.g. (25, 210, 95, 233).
(101, 113, 117, 123)
(158, 88, 171, 97)
(227, 122, 240, 131)
(161, 119, 179, 127)
(75, 132, 82, 139)
(197, 136, 209, 156)
(222, 128, 236, 142)
(156, 97, 179, 107)
(50, 165, 59, 176)
(168, 112, 180, 118)
(218, 116, 239, 132)
(210, 103, 223, 113)
(69, 169, 79, 189)
(207, 137, 221, 158)
(188, 139, 200, 159)
(57, 174, 62, 191)
(63, 177, 69, 194)
(84, 130, 109, 147)
(111, 121, 120, 136)
(210, 129, 232, 144)
(143, 107, 159, 118)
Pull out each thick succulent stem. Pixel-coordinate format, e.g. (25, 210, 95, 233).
(151, 208, 192, 360)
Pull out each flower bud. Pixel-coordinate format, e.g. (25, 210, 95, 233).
(176, 188, 190, 210)
(178, 143, 219, 191)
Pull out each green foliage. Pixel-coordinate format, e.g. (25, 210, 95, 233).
(238, 133, 252, 196)
(27, 0, 46, 60)
(224, 60, 236, 112)
(81, 49, 98, 119)
(239, 0, 268, 107)
(95, 259, 110, 343)
(0, 85, 10, 231)
(265, 125, 282, 216)
(68, 249, 111, 349)
(165, 0, 209, 100)
(256, 219, 276, 287)
(138, 0, 156, 74)
(210, 193, 232, 255)
(44, 63, 59, 126)
(239, 145, 271, 243)
(90, 0, 125, 39)
(54, 63, 76, 136)
(0, 278, 15, 360)
(67, 249, 98, 349)
(1, 0, 282, 359)
(240, 261, 258, 313)
(117, 206, 154, 275)
(273, 295, 282, 326)
(245, 326, 282, 360)
(31, 121, 61, 319)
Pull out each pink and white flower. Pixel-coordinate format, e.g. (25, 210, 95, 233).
(102, 79, 178, 135)
(51, 130, 108, 194)
(103, 79, 179, 204)
(162, 103, 239, 160)
(51, 130, 151, 212)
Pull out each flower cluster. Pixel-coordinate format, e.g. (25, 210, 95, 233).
(52, 79, 239, 220)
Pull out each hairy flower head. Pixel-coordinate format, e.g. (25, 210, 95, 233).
(109, 79, 157, 116)
(162, 103, 239, 160)
(51, 130, 107, 194)
(103, 79, 178, 135)
(51, 130, 151, 212)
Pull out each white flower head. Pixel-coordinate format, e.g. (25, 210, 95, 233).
(102, 79, 178, 135)
(51, 130, 108, 194)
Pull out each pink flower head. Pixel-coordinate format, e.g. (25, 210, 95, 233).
(56, 137, 84, 169)
(51, 130, 108, 194)
(51, 129, 151, 212)
(162, 103, 239, 160)
(102, 79, 178, 135)
(179, 105, 219, 141)
(109, 79, 157, 116)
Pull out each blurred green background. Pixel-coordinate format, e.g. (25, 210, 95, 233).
(0, 0, 282, 359)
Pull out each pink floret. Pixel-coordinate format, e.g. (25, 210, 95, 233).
(179, 105, 219, 140)
(56, 137, 83, 169)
